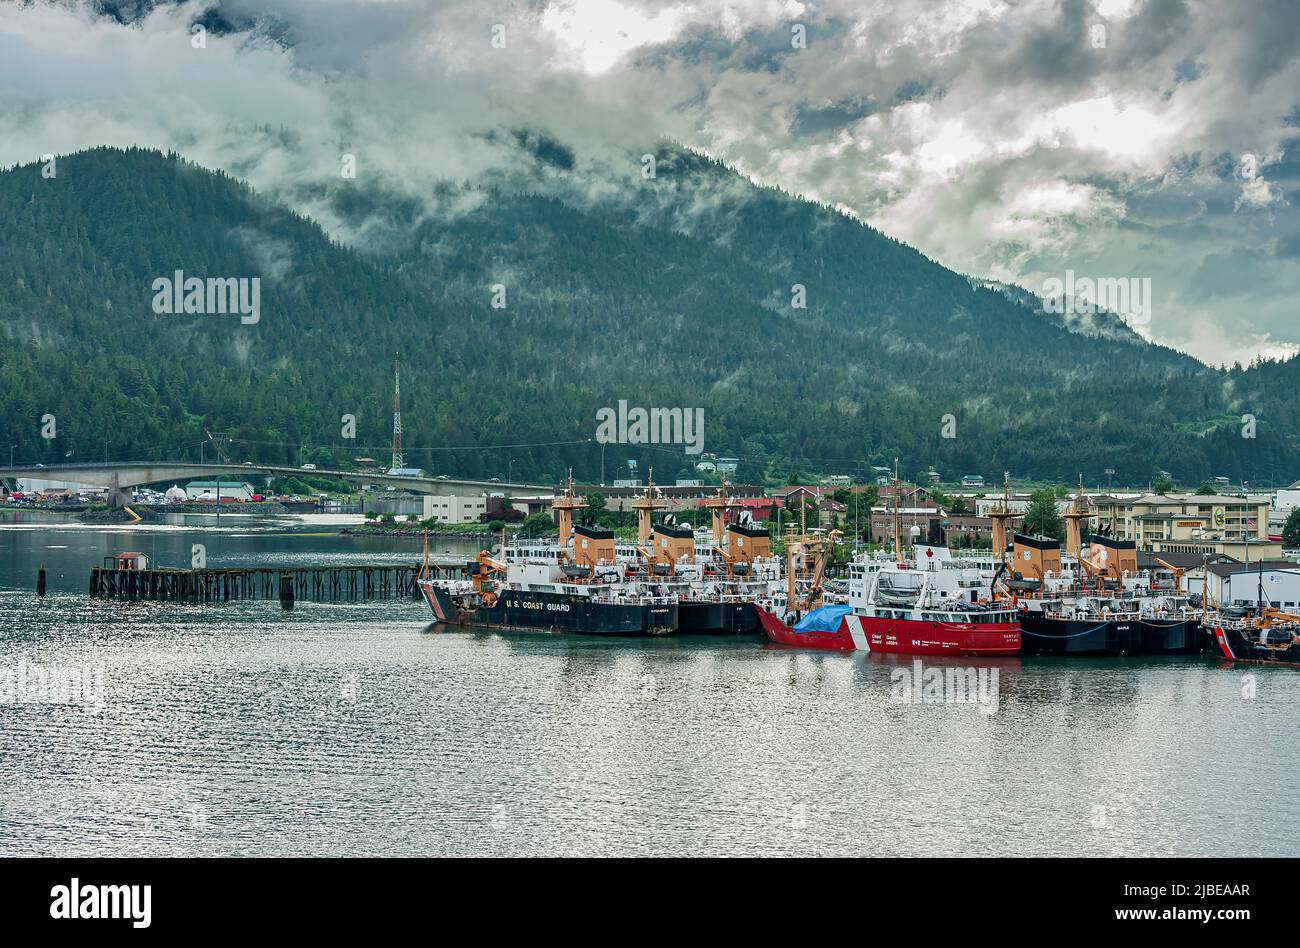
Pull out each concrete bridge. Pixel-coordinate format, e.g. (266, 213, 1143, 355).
(0, 462, 551, 507)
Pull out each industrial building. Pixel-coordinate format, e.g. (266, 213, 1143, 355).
(421, 494, 489, 524)
(184, 480, 255, 501)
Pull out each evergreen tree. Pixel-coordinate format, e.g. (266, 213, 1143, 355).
(1283, 508, 1300, 547)
(0, 146, 1296, 489)
(1023, 488, 1065, 541)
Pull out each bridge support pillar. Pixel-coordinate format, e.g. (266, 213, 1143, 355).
(108, 474, 131, 508)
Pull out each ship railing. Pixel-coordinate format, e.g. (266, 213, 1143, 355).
(602, 594, 677, 606)
(509, 539, 565, 551)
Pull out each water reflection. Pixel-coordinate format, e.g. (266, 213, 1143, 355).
(0, 516, 1296, 856)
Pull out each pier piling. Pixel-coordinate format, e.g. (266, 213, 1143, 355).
(86, 561, 456, 604)
(37, 566, 46, 597)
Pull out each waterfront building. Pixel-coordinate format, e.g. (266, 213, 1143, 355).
(1190, 559, 1300, 608)
(1088, 492, 1270, 546)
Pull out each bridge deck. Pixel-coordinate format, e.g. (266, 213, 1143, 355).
(1, 461, 548, 501)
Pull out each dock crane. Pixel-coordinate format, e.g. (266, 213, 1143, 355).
(1150, 555, 1186, 591)
(784, 528, 842, 614)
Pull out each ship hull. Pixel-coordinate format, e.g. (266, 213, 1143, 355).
(757, 608, 1020, 656)
(421, 582, 677, 635)
(1018, 612, 1141, 656)
(1138, 618, 1207, 654)
(1209, 625, 1300, 666)
(677, 600, 760, 635)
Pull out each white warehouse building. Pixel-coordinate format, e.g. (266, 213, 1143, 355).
(184, 480, 255, 501)
(422, 494, 487, 524)
(1199, 561, 1300, 610)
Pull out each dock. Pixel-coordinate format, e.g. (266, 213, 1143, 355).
(88, 562, 470, 604)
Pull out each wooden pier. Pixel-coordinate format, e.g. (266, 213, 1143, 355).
(89, 562, 470, 604)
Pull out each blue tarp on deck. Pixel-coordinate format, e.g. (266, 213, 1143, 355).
(793, 604, 852, 632)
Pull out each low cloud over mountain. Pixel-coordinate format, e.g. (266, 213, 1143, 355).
(2, 0, 1298, 364)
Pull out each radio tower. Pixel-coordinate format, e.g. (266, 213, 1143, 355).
(391, 354, 403, 471)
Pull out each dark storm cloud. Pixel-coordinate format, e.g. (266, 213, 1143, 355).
(791, 97, 878, 136)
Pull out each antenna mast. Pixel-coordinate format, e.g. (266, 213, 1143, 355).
(391, 354, 403, 470)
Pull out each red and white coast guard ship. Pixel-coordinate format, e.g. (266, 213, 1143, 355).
(756, 545, 1021, 655)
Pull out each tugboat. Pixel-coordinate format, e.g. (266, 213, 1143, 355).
(418, 477, 677, 635)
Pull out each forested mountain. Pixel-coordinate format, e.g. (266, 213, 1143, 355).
(0, 146, 1296, 487)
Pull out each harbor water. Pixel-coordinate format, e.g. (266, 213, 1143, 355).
(1, 511, 1297, 856)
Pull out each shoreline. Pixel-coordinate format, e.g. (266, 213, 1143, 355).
(341, 524, 561, 540)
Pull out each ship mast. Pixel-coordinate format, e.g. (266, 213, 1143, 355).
(630, 469, 669, 549)
(786, 537, 799, 615)
(988, 471, 1018, 568)
(551, 469, 587, 555)
(1064, 474, 1089, 552)
(892, 457, 902, 563)
(701, 478, 743, 574)
(1202, 552, 1210, 627)
(701, 478, 741, 545)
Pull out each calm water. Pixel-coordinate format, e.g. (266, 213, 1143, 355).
(1, 510, 1297, 857)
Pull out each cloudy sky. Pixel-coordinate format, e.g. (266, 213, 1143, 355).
(2, 0, 1298, 365)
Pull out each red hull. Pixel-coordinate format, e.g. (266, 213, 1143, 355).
(757, 607, 1020, 656)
